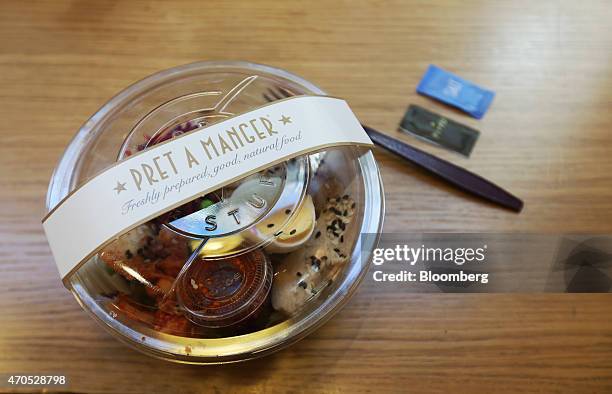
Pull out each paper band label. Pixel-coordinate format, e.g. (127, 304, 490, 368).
(43, 96, 373, 280)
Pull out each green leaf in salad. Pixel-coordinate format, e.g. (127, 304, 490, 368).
(103, 264, 117, 276)
(200, 198, 214, 209)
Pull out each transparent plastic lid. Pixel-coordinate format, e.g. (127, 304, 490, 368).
(45, 61, 384, 363)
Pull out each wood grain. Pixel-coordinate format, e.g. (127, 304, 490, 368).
(1, 0, 612, 392)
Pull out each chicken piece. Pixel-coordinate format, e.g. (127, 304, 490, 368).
(113, 294, 155, 326)
(99, 224, 158, 281)
(144, 275, 175, 298)
(154, 310, 193, 335)
(154, 227, 191, 277)
(102, 253, 163, 282)
(157, 227, 190, 260)
(157, 255, 188, 277)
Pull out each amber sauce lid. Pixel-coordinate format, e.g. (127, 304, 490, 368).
(176, 250, 272, 327)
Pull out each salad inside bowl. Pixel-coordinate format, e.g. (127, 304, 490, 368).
(46, 61, 384, 363)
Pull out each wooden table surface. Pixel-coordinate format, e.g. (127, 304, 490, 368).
(1, 1, 612, 393)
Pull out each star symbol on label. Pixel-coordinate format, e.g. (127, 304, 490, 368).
(113, 181, 127, 194)
(279, 115, 292, 125)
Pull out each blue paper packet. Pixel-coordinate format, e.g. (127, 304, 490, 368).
(416, 65, 495, 119)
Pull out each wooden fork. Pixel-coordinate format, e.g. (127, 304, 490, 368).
(263, 87, 523, 212)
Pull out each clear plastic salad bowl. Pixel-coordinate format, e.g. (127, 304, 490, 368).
(45, 61, 384, 364)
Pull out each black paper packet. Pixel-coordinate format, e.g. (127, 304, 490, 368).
(399, 105, 480, 157)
